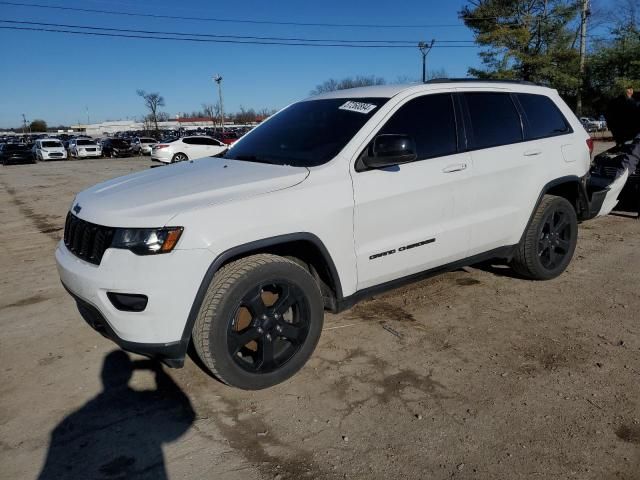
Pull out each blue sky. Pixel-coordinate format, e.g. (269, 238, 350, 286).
(0, 0, 612, 127)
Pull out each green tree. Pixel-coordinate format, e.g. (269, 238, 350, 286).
(30, 119, 47, 132)
(584, 4, 640, 113)
(460, 0, 581, 97)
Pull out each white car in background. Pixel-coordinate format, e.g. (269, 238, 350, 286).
(69, 138, 102, 158)
(33, 138, 67, 161)
(151, 136, 227, 164)
(131, 137, 157, 155)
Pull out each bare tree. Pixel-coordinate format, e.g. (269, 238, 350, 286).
(202, 103, 217, 128)
(310, 75, 386, 95)
(137, 89, 165, 135)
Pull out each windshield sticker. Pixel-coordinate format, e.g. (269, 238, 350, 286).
(339, 101, 378, 115)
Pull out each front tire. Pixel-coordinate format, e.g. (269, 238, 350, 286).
(511, 195, 578, 280)
(192, 254, 324, 390)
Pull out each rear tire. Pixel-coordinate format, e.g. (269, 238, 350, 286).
(511, 195, 578, 280)
(172, 153, 188, 163)
(193, 254, 324, 390)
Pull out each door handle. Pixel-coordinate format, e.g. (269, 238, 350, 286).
(524, 149, 542, 156)
(442, 163, 467, 173)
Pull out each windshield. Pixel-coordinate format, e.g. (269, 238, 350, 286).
(141, 138, 156, 143)
(42, 141, 62, 148)
(77, 139, 96, 146)
(223, 98, 388, 167)
(112, 140, 129, 147)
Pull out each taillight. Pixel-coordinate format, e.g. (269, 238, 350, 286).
(155, 144, 169, 149)
(586, 137, 594, 155)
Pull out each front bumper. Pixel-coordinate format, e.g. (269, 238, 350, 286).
(55, 241, 215, 365)
(77, 150, 102, 158)
(42, 152, 67, 160)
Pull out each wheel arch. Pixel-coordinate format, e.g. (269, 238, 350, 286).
(523, 176, 590, 235)
(178, 232, 343, 353)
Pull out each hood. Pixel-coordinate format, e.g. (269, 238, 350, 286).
(73, 157, 309, 227)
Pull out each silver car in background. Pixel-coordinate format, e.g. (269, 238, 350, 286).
(131, 137, 157, 155)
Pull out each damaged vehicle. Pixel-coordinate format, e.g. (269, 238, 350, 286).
(56, 80, 625, 390)
(589, 144, 640, 217)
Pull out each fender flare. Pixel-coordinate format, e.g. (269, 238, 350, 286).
(519, 175, 587, 244)
(176, 232, 343, 353)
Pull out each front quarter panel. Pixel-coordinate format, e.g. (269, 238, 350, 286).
(170, 166, 358, 297)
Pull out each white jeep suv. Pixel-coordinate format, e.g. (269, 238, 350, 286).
(55, 81, 625, 390)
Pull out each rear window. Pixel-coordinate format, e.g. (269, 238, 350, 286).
(464, 93, 523, 149)
(516, 93, 571, 139)
(5, 144, 30, 151)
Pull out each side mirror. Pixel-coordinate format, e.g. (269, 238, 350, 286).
(362, 134, 417, 169)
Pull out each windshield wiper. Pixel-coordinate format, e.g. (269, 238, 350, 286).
(227, 154, 278, 165)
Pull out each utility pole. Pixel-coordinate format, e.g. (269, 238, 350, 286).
(418, 40, 435, 83)
(576, 0, 590, 116)
(21, 113, 27, 136)
(213, 74, 225, 134)
(86, 106, 90, 125)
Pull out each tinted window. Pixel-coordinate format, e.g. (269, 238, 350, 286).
(182, 137, 198, 145)
(224, 98, 389, 167)
(378, 94, 457, 160)
(465, 93, 522, 149)
(201, 138, 222, 146)
(76, 139, 96, 146)
(516, 93, 570, 139)
(41, 141, 62, 148)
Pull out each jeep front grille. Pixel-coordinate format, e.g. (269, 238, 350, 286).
(63, 212, 115, 265)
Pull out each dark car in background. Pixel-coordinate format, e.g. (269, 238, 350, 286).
(100, 138, 133, 158)
(0, 143, 36, 165)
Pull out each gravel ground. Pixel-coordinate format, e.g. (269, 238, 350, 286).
(1, 148, 639, 480)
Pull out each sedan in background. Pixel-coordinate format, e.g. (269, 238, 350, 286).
(151, 136, 227, 163)
(69, 138, 102, 159)
(0, 143, 36, 165)
(101, 138, 133, 158)
(33, 138, 67, 161)
(131, 137, 157, 155)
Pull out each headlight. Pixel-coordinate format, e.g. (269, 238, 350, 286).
(111, 227, 183, 255)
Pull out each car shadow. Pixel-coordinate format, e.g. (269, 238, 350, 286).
(37, 350, 195, 480)
(471, 260, 525, 280)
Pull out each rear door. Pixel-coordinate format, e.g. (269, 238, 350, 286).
(458, 91, 534, 254)
(352, 93, 473, 289)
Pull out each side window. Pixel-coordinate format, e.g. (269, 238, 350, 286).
(464, 93, 522, 149)
(516, 93, 571, 140)
(201, 138, 219, 146)
(377, 93, 457, 161)
(182, 137, 196, 145)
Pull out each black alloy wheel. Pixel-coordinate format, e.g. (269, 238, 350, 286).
(511, 194, 578, 280)
(192, 254, 324, 390)
(537, 209, 573, 270)
(228, 281, 310, 374)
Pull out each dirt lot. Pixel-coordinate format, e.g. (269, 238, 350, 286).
(1, 148, 639, 480)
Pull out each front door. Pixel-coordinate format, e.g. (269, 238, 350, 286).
(352, 93, 472, 290)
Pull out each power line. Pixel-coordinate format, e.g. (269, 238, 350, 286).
(0, 1, 471, 28)
(0, 19, 477, 44)
(0, 24, 482, 48)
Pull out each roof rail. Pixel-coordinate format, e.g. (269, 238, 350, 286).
(426, 78, 539, 86)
